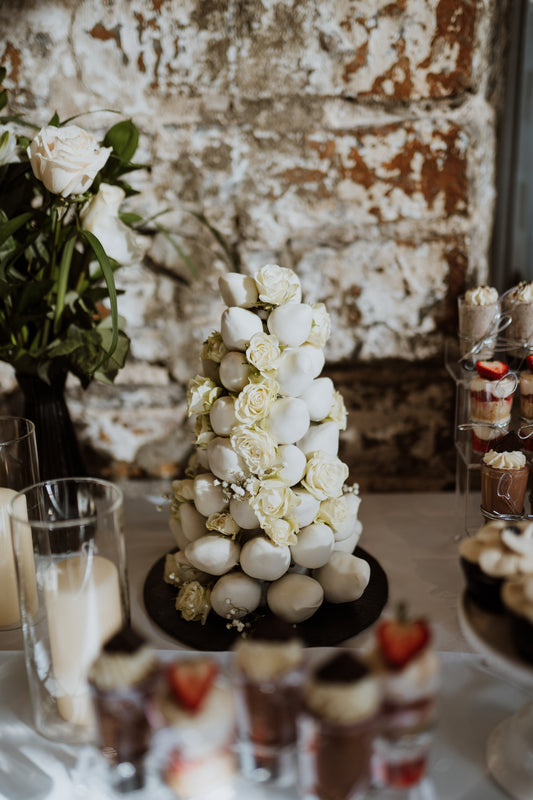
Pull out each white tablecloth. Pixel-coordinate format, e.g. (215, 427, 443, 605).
(0, 484, 531, 800)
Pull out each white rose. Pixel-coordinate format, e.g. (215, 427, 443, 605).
(206, 511, 240, 538)
(262, 516, 299, 547)
(230, 424, 277, 474)
(0, 126, 19, 166)
(254, 264, 301, 305)
(302, 452, 349, 500)
(170, 478, 195, 506)
(246, 332, 281, 372)
(187, 375, 222, 416)
(175, 581, 211, 624)
(317, 492, 361, 535)
(327, 390, 347, 431)
(234, 377, 279, 424)
(250, 479, 298, 521)
(306, 302, 331, 348)
(201, 331, 228, 363)
(81, 183, 147, 264)
(27, 124, 111, 197)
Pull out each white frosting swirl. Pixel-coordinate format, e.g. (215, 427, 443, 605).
(89, 645, 158, 691)
(234, 639, 303, 681)
(465, 286, 499, 306)
(509, 281, 533, 303)
(501, 575, 533, 623)
(482, 449, 527, 470)
(459, 520, 533, 577)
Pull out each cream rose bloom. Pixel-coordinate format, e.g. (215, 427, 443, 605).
(306, 302, 331, 348)
(327, 391, 347, 431)
(175, 581, 211, 624)
(235, 376, 279, 424)
(27, 124, 111, 197)
(316, 493, 360, 530)
(231, 424, 278, 474)
(254, 264, 301, 305)
(170, 478, 195, 505)
(302, 452, 349, 500)
(81, 183, 147, 265)
(246, 331, 281, 372)
(206, 511, 240, 538)
(262, 516, 298, 547)
(201, 331, 228, 364)
(251, 479, 298, 522)
(187, 375, 222, 416)
(194, 414, 215, 448)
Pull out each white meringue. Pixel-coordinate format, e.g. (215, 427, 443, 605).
(240, 535, 291, 581)
(267, 303, 313, 347)
(193, 473, 227, 517)
(207, 437, 248, 482)
(274, 444, 307, 486)
(267, 397, 310, 444)
(267, 573, 324, 623)
(179, 502, 208, 542)
(313, 551, 370, 603)
(299, 343, 325, 378)
(290, 522, 335, 568)
(219, 273, 259, 308)
(221, 307, 263, 351)
(301, 377, 335, 421)
(210, 571, 262, 619)
(185, 534, 240, 575)
(210, 395, 237, 435)
(293, 488, 321, 527)
(219, 351, 251, 392)
(298, 421, 339, 456)
(229, 496, 260, 529)
(276, 347, 317, 397)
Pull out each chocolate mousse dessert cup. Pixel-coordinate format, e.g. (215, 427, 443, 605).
(297, 651, 382, 800)
(88, 625, 160, 794)
(233, 615, 304, 787)
(458, 286, 500, 362)
(480, 449, 530, 519)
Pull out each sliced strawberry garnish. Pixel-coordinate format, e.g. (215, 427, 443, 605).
(475, 360, 509, 381)
(167, 658, 218, 712)
(376, 605, 431, 671)
(526, 354, 533, 372)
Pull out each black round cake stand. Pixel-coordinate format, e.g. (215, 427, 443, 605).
(143, 546, 388, 651)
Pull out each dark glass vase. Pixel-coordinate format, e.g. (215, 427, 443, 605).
(16, 372, 87, 481)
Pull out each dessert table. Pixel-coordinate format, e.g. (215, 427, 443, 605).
(0, 483, 531, 800)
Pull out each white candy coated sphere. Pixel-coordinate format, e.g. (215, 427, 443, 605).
(334, 512, 363, 542)
(299, 344, 325, 378)
(185, 534, 241, 575)
(196, 447, 210, 469)
(219, 351, 251, 392)
(240, 536, 291, 581)
(169, 517, 189, 550)
(207, 437, 248, 482)
(267, 398, 310, 444)
(267, 573, 324, 623)
(275, 444, 306, 486)
(193, 473, 227, 516)
(219, 273, 258, 308)
(221, 307, 263, 351)
(290, 522, 335, 569)
(313, 551, 370, 603)
(293, 489, 320, 527)
(333, 529, 360, 553)
(210, 571, 262, 619)
(301, 377, 334, 421)
(276, 348, 316, 397)
(180, 502, 208, 542)
(229, 496, 260, 529)
(210, 395, 237, 435)
(267, 303, 313, 347)
(298, 421, 339, 457)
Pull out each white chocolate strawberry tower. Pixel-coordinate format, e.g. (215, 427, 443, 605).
(167, 264, 367, 628)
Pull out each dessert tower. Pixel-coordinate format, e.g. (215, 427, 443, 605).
(167, 264, 367, 627)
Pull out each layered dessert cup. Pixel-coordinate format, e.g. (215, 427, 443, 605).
(480, 449, 530, 518)
(459, 519, 533, 613)
(519, 355, 533, 453)
(458, 286, 500, 362)
(297, 651, 381, 800)
(88, 626, 160, 793)
(504, 281, 533, 358)
(469, 360, 516, 428)
(233, 615, 304, 787)
(471, 424, 507, 455)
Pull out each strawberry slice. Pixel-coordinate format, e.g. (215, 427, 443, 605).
(376, 605, 431, 670)
(167, 658, 218, 712)
(475, 360, 509, 380)
(527, 354, 533, 372)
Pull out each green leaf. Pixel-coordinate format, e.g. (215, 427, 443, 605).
(48, 112, 60, 127)
(53, 233, 76, 334)
(78, 229, 119, 363)
(102, 119, 139, 164)
(0, 212, 32, 246)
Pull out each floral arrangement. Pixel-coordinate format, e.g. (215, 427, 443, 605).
(165, 264, 366, 629)
(0, 66, 148, 386)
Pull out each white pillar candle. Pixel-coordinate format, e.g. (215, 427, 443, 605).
(0, 488, 37, 628)
(44, 554, 123, 725)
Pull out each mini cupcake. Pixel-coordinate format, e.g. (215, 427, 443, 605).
(470, 360, 516, 427)
(459, 520, 533, 612)
(480, 449, 529, 518)
(501, 575, 533, 663)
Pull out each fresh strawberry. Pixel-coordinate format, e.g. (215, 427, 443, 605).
(475, 360, 509, 380)
(167, 658, 218, 712)
(527, 354, 533, 372)
(377, 605, 431, 671)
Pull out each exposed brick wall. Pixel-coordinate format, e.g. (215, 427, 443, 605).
(0, 0, 510, 490)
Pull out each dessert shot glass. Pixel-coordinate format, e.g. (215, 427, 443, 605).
(480, 453, 530, 518)
(458, 294, 500, 362)
(469, 371, 517, 428)
(8, 478, 129, 744)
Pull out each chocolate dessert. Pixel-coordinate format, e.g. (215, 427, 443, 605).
(233, 615, 304, 786)
(299, 651, 381, 800)
(88, 625, 160, 793)
(480, 448, 529, 517)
